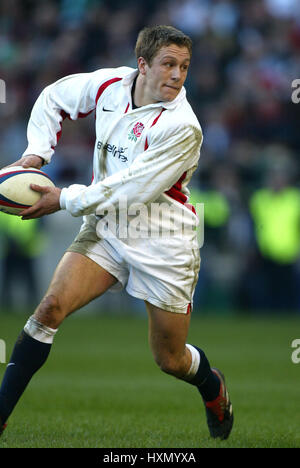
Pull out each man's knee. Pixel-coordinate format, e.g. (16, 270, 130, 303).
(154, 352, 186, 378)
(34, 295, 65, 329)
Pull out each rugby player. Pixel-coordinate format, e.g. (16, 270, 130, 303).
(0, 25, 233, 440)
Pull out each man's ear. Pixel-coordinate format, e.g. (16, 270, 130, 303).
(137, 57, 148, 75)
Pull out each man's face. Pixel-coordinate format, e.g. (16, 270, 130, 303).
(140, 44, 191, 103)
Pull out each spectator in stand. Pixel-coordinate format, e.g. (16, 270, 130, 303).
(240, 153, 300, 313)
(0, 213, 47, 310)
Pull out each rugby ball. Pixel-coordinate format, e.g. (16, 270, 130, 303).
(0, 166, 55, 216)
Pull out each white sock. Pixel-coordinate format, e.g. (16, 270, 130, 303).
(184, 344, 201, 381)
(24, 315, 58, 344)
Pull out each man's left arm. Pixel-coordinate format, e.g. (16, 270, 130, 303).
(59, 123, 203, 217)
(20, 123, 202, 219)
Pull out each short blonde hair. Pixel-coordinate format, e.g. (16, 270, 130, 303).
(135, 25, 192, 66)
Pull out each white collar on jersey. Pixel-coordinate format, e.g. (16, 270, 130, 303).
(121, 68, 187, 110)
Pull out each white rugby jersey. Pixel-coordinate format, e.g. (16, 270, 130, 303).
(23, 66, 203, 229)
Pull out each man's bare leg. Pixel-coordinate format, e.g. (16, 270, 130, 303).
(0, 252, 117, 428)
(146, 301, 192, 378)
(34, 251, 118, 328)
(145, 301, 220, 390)
(145, 301, 233, 439)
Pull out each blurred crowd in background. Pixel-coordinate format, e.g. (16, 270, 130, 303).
(0, 0, 300, 314)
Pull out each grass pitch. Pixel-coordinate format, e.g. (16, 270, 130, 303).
(0, 310, 299, 448)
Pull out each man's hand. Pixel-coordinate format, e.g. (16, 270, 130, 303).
(19, 184, 62, 220)
(5, 155, 45, 170)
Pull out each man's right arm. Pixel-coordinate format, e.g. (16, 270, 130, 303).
(6, 154, 45, 170)
(4, 68, 119, 170)
(22, 71, 107, 165)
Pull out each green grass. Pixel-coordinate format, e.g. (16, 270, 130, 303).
(0, 311, 300, 448)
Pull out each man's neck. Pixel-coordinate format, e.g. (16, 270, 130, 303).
(131, 76, 139, 109)
(133, 74, 156, 107)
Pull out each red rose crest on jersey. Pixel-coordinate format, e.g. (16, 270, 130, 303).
(128, 122, 144, 142)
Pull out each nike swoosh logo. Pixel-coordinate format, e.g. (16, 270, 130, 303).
(102, 107, 114, 112)
(7, 363, 15, 367)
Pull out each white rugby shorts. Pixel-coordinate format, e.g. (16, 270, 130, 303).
(67, 217, 200, 314)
